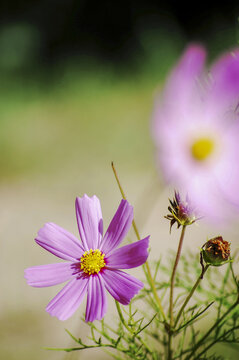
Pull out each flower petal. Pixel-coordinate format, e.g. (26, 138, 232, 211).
(24, 262, 74, 287)
(35, 222, 84, 261)
(164, 44, 206, 110)
(85, 275, 107, 322)
(46, 277, 88, 321)
(152, 45, 206, 149)
(208, 49, 239, 115)
(186, 174, 231, 222)
(101, 269, 143, 305)
(106, 236, 149, 269)
(100, 199, 133, 254)
(75, 195, 103, 251)
(215, 123, 239, 208)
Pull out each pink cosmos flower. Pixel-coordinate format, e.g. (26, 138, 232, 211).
(25, 195, 149, 322)
(152, 45, 239, 222)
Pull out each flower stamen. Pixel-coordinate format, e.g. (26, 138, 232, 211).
(80, 249, 105, 275)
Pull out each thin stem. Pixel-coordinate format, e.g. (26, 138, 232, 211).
(174, 264, 210, 328)
(115, 301, 153, 354)
(168, 332, 173, 360)
(167, 226, 186, 360)
(45, 344, 120, 352)
(144, 260, 167, 321)
(196, 325, 239, 359)
(111, 162, 166, 321)
(230, 256, 239, 290)
(215, 264, 231, 338)
(111, 161, 143, 241)
(169, 225, 186, 327)
(115, 300, 132, 332)
(185, 298, 239, 360)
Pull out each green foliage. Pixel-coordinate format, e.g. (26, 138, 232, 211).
(48, 248, 239, 359)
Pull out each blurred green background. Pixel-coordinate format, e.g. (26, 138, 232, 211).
(0, 1, 239, 359)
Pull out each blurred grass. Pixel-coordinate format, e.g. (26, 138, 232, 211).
(0, 32, 183, 182)
(0, 71, 154, 180)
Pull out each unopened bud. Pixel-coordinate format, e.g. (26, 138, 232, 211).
(165, 191, 197, 232)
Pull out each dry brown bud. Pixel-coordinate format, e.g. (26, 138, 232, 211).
(202, 236, 230, 266)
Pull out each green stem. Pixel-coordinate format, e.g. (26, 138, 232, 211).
(167, 226, 186, 360)
(111, 162, 166, 321)
(115, 300, 132, 332)
(45, 344, 120, 352)
(196, 325, 239, 359)
(174, 264, 210, 328)
(185, 298, 239, 360)
(144, 261, 167, 321)
(169, 225, 186, 327)
(115, 301, 152, 354)
(229, 257, 239, 290)
(167, 225, 186, 360)
(168, 332, 173, 360)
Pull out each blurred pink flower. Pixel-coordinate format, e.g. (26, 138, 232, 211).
(152, 45, 239, 222)
(25, 195, 149, 322)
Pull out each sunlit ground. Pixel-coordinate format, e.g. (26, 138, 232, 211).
(0, 32, 239, 359)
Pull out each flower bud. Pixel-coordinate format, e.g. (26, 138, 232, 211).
(165, 191, 197, 232)
(202, 236, 230, 266)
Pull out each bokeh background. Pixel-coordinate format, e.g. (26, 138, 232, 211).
(1, 1, 239, 359)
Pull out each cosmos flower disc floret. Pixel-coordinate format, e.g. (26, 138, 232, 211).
(25, 195, 149, 322)
(80, 249, 106, 275)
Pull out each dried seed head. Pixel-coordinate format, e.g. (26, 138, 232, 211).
(202, 236, 230, 266)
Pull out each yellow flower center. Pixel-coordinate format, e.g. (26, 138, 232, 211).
(191, 137, 214, 161)
(80, 249, 105, 275)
